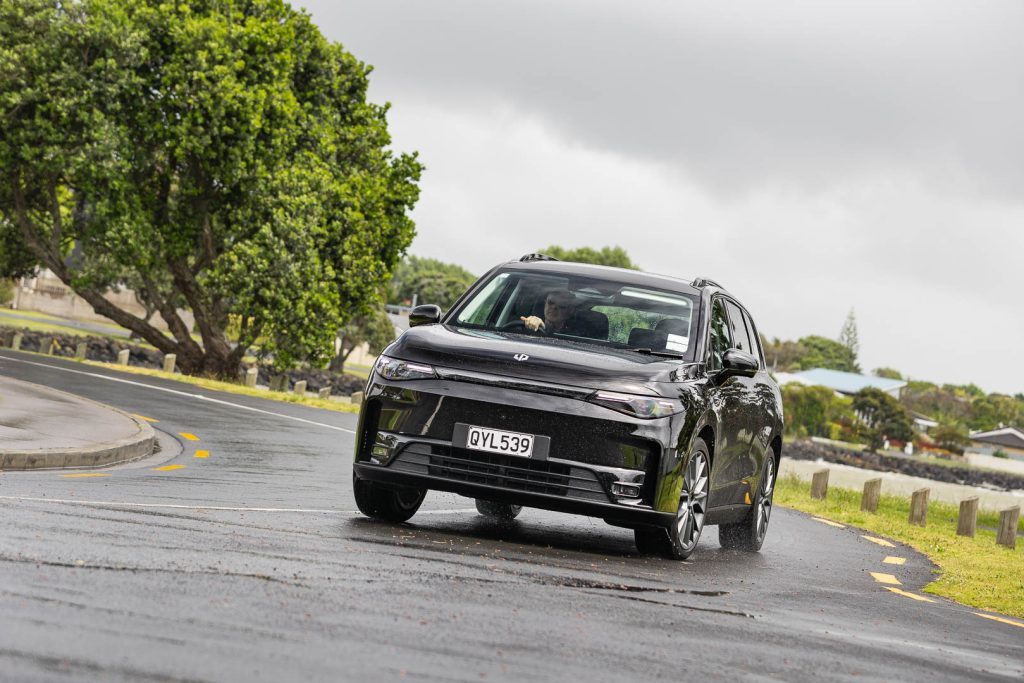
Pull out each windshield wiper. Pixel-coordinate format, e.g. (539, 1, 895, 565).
(627, 347, 686, 359)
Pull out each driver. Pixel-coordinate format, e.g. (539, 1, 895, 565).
(521, 288, 578, 334)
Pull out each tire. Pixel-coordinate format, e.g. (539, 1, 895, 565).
(634, 437, 711, 560)
(719, 452, 776, 551)
(353, 472, 426, 523)
(474, 499, 523, 520)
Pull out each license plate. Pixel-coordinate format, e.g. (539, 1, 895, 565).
(466, 425, 535, 457)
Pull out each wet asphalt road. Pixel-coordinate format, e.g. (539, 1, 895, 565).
(1, 350, 1022, 682)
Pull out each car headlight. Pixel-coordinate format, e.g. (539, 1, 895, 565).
(590, 391, 683, 419)
(375, 355, 436, 381)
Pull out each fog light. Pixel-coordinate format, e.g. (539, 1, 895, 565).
(612, 482, 641, 498)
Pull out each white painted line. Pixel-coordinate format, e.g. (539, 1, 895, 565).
(0, 354, 355, 434)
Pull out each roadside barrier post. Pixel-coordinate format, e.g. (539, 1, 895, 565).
(39, 336, 53, 355)
(244, 367, 258, 387)
(810, 469, 829, 500)
(11, 332, 23, 350)
(996, 507, 1020, 549)
(162, 353, 176, 374)
(957, 497, 979, 538)
(318, 387, 331, 399)
(861, 478, 882, 512)
(909, 488, 930, 527)
(351, 391, 364, 407)
(75, 342, 87, 359)
(270, 375, 287, 392)
(293, 380, 307, 396)
(117, 349, 130, 366)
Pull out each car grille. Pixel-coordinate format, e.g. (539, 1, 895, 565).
(390, 443, 608, 502)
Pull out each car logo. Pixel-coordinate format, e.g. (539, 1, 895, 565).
(513, 353, 529, 361)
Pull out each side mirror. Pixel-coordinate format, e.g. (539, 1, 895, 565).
(720, 348, 758, 378)
(409, 304, 442, 327)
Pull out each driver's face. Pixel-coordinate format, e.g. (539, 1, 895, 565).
(544, 294, 575, 324)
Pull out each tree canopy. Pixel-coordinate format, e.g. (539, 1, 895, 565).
(0, 0, 420, 376)
(389, 255, 476, 310)
(540, 245, 639, 269)
(852, 387, 915, 451)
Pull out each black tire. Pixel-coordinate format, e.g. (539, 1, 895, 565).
(633, 437, 711, 560)
(719, 451, 777, 551)
(352, 473, 426, 523)
(474, 499, 522, 520)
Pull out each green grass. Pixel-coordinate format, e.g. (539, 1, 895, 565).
(0, 311, 134, 340)
(776, 474, 1024, 618)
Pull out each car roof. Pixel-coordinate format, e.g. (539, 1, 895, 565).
(497, 258, 709, 297)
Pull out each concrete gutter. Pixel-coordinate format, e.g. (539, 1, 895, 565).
(0, 376, 155, 470)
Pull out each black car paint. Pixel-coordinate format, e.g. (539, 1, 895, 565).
(353, 260, 783, 533)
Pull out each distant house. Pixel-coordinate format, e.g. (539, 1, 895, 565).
(772, 368, 907, 399)
(968, 427, 1024, 459)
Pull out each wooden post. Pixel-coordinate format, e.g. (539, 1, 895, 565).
(39, 336, 53, 355)
(318, 387, 331, 399)
(293, 380, 307, 396)
(162, 353, 176, 374)
(909, 488, 930, 527)
(861, 478, 882, 512)
(956, 497, 979, 538)
(117, 349, 130, 366)
(244, 367, 258, 388)
(75, 342, 87, 359)
(269, 375, 287, 392)
(351, 391, 364, 407)
(996, 507, 1020, 549)
(11, 332, 23, 350)
(810, 469, 829, 500)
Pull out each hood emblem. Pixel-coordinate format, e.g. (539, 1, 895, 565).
(513, 353, 529, 362)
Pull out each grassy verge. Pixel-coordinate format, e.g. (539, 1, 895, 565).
(0, 311, 133, 340)
(776, 474, 1024, 618)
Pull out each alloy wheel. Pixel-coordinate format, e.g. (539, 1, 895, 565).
(676, 450, 709, 553)
(756, 457, 775, 542)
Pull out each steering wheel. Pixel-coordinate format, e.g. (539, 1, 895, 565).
(501, 320, 529, 331)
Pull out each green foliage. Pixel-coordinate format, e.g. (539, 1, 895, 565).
(0, 217, 37, 279)
(781, 383, 855, 438)
(762, 337, 809, 371)
(540, 245, 639, 269)
(873, 367, 903, 380)
(930, 421, 970, 455)
(901, 382, 1023, 432)
(389, 256, 476, 310)
(838, 308, 859, 362)
(798, 335, 860, 373)
(332, 308, 395, 373)
(852, 387, 915, 451)
(0, 0, 420, 377)
(993, 449, 1008, 459)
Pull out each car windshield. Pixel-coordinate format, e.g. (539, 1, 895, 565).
(450, 269, 698, 358)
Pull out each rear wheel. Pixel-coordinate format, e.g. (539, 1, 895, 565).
(634, 438, 710, 560)
(719, 453, 776, 551)
(475, 499, 522, 520)
(353, 473, 426, 523)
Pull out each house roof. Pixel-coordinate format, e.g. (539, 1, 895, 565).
(969, 427, 1024, 450)
(791, 368, 907, 395)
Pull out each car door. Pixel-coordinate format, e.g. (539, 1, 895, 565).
(705, 298, 748, 509)
(724, 301, 767, 495)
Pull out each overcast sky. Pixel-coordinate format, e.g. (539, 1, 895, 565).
(302, 0, 1023, 395)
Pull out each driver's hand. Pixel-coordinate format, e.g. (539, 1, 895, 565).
(521, 315, 545, 332)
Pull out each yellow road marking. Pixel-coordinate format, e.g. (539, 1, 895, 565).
(194, 450, 209, 459)
(884, 556, 907, 565)
(153, 464, 185, 471)
(975, 613, 1024, 629)
(178, 432, 200, 441)
(131, 413, 159, 423)
(60, 473, 110, 478)
(812, 517, 845, 528)
(885, 587, 935, 602)
(871, 572, 902, 585)
(862, 535, 895, 547)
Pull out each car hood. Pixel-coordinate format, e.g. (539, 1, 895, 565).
(385, 324, 692, 395)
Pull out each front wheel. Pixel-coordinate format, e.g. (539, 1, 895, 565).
(719, 453, 776, 551)
(634, 438, 710, 560)
(353, 473, 426, 523)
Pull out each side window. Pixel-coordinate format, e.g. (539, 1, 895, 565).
(724, 301, 752, 353)
(708, 299, 731, 370)
(743, 310, 765, 367)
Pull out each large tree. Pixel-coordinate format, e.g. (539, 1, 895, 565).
(389, 255, 476, 310)
(0, 0, 420, 377)
(540, 245, 639, 269)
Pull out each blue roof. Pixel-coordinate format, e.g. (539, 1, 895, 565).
(794, 368, 907, 395)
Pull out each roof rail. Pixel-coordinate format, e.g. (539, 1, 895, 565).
(519, 253, 558, 262)
(692, 277, 726, 290)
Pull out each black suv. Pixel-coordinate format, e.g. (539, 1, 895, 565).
(353, 255, 783, 559)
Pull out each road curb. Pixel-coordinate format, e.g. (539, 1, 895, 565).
(0, 377, 156, 471)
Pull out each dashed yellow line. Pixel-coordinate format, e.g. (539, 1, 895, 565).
(178, 432, 200, 441)
(194, 450, 209, 459)
(975, 613, 1024, 629)
(870, 572, 902, 586)
(153, 464, 185, 472)
(812, 517, 845, 528)
(132, 414, 159, 423)
(60, 473, 110, 478)
(885, 587, 935, 603)
(883, 556, 907, 565)
(862, 535, 896, 548)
